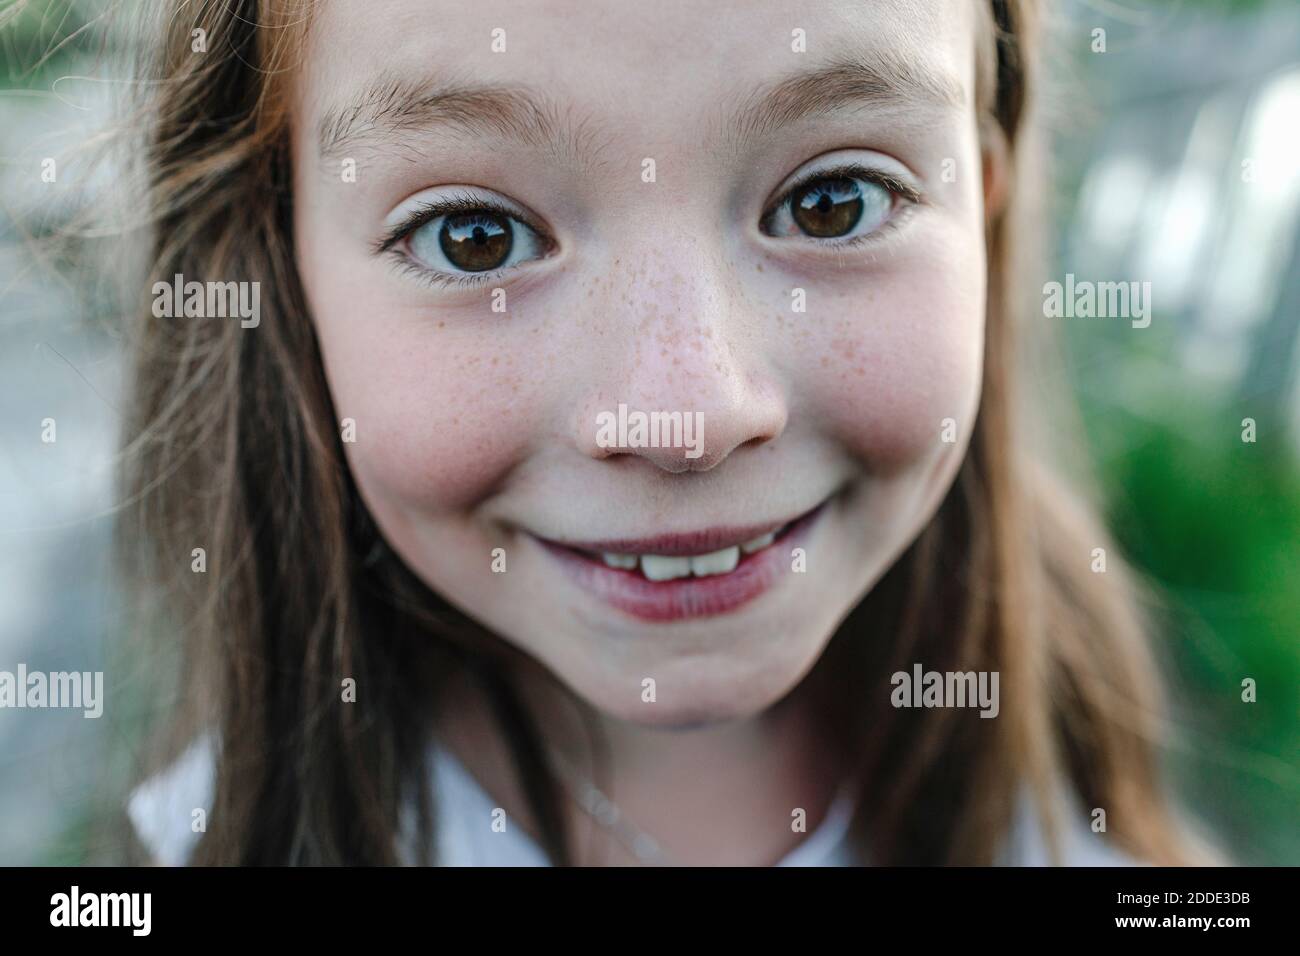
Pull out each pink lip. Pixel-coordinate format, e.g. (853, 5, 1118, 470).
(535, 503, 826, 622)
(549, 518, 793, 558)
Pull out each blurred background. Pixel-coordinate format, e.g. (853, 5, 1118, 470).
(0, 0, 1297, 865)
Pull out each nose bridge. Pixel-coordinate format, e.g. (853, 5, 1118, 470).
(575, 234, 786, 472)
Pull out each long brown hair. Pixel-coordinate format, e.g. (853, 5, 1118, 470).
(116, 0, 1204, 865)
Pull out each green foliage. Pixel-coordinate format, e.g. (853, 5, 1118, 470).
(1082, 388, 1300, 864)
(0, 0, 92, 88)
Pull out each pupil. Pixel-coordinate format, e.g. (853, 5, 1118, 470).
(440, 213, 512, 272)
(792, 177, 865, 238)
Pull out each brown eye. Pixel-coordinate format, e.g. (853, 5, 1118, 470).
(791, 177, 864, 237)
(438, 212, 513, 272)
(762, 170, 899, 242)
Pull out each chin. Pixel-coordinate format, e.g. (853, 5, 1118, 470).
(564, 649, 822, 730)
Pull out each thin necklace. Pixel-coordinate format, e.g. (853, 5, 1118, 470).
(548, 753, 677, 866)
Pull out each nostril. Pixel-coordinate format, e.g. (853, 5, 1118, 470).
(740, 434, 777, 451)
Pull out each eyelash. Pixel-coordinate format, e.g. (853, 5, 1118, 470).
(374, 192, 548, 290)
(377, 164, 923, 288)
(760, 163, 923, 247)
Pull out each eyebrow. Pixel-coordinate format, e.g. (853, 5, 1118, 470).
(723, 53, 967, 151)
(316, 73, 604, 168)
(316, 53, 965, 165)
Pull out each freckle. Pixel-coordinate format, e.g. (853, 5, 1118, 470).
(821, 356, 830, 367)
(437, 321, 445, 328)
(756, 263, 764, 272)
(491, 357, 499, 366)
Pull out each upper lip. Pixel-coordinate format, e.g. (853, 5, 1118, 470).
(539, 508, 815, 557)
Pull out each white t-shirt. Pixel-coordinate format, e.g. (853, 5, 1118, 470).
(127, 734, 1134, 866)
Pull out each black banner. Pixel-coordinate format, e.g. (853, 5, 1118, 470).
(0, 866, 1278, 941)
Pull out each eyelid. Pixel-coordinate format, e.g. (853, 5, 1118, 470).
(374, 187, 550, 255)
(386, 255, 515, 291)
(762, 161, 923, 227)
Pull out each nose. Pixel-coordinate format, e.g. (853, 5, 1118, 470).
(574, 239, 787, 474)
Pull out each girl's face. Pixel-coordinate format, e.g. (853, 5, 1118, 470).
(292, 0, 991, 726)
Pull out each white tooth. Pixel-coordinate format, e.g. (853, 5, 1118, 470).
(640, 554, 694, 582)
(740, 532, 776, 555)
(690, 546, 740, 577)
(602, 552, 638, 570)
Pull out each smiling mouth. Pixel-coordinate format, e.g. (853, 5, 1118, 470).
(555, 516, 801, 582)
(532, 501, 828, 622)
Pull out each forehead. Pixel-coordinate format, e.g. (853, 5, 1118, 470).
(296, 0, 979, 150)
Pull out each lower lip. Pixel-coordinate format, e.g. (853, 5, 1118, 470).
(536, 504, 825, 623)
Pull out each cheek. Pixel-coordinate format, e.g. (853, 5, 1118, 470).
(297, 242, 546, 514)
(803, 231, 985, 473)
